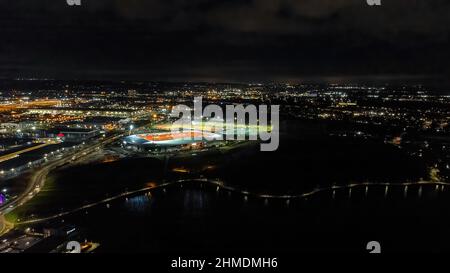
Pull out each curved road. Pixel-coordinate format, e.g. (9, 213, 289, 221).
(0, 133, 126, 234)
(14, 178, 449, 226)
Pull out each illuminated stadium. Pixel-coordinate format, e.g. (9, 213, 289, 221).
(123, 131, 221, 146)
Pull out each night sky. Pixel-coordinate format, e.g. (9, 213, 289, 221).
(1, 0, 450, 82)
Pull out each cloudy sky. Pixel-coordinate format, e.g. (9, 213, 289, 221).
(0, 0, 449, 82)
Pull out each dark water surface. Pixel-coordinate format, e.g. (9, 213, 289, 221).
(55, 182, 450, 253)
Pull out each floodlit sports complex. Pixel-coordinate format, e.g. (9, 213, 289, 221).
(153, 121, 271, 136)
(122, 120, 273, 152)
(123, 131, 221, 147)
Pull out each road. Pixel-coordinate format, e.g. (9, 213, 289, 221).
(0, 143, 51, 163)
(13, 178, 449, 226)
(0, 132, 125, 217)
(0, 120, 157, 235)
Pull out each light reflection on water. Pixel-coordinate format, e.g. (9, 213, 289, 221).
(124, 195, 152, 213)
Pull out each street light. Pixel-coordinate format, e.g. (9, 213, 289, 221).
(129, 124, 134, 135)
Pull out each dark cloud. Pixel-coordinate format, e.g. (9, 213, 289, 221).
(0, 0, 449, 82)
